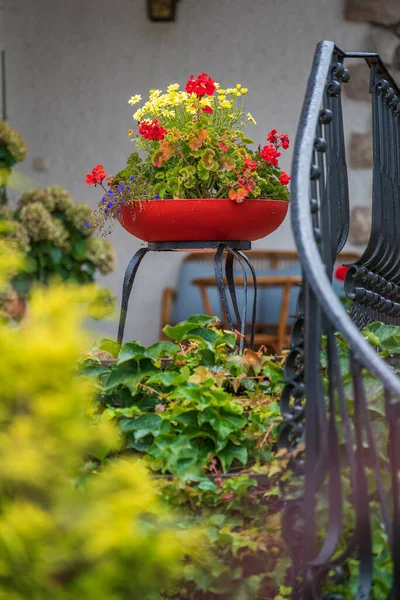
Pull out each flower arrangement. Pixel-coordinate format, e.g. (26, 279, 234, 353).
(0, 185, 115, 297)
(86, 73, 291, 232)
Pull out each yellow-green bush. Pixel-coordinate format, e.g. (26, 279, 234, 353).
(0, 241, 201, 600)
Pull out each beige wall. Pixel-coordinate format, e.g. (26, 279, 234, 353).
(3, 0, 370, 343)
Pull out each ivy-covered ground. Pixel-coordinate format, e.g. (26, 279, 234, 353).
(83, 316, 400, 600)
(83, 315, 291, 599)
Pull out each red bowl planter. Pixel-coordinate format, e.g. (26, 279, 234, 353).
(119, 198, 288, 242)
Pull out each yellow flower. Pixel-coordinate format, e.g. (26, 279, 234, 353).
(200, 97, 214, 107)
(236, 83, 242, 89)
(133, 108, 144, 121)
(218, 95, 226, 102)
(241, 87, 248, 95)
(128, 94, 142, 105)
(167, 83, 180, 92)
(228, 113, 235, 119)
(247, 112, 257, 125)
(127, 129, 133, 137)
(220, 100, 232, 109)
(150, 89, 162, 99)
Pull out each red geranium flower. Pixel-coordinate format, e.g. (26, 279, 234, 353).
(138, 119, 167, 141)
(202, 105, 213, 114)
(279, 172, 291, 186)
(281, 134, 290, 150)
(335, 265, 349, 281)
(243, 157, 258, 172)
(267, 130, 290, 151)
(260, 144, 281, 166)
(85, 164, 107, 186)
(267, 129, 278, 144)
(217, 141, 229, 151)
(185, 73, 216, 96)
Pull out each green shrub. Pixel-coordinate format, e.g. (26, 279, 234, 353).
(0, 243, 201, 600)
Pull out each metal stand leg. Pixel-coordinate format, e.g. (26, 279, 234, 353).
(117, 247, 148, 344)
(214, 244, 235, 332)
(235, 250, 258, 349)
(225, 251, 243, 327)
(227, 249, 248, 353)
(214, 245, 257, 353)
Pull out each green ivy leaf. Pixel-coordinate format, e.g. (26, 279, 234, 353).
(105, 359, 157, 393)
(364, 322, 400, 354)
(80, 362, 110, 377)
(198, 407, 246, 440)
(93, 338, 121, 358)
(145, 341, 180, 360)
(215, 332, 237, 349)
(163, 315, 216, 342)
(120, 413, 162, 439)
(183, 327, 218, 350)
(217, 441, 248, 471)
(117, 342, 147, 364)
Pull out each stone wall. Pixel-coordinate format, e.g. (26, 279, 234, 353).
(344, 0, 400, 244)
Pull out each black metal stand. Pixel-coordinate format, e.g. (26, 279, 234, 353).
(117, 241, 257, 352)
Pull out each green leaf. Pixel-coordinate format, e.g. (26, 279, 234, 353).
(173, 410, 199, 427)
(48, 246, 63, 265)
(197, 163, 210, 181)
(22, 255, 38, 273)
(215, 332, 237, 349)
(364, 322, 400, 354)
(71, 239, 87, 261)
(80, 362, 110, 377)
(186, 314, 217, 325)
(183, 327, 218, 350)
(93, 338, 121, 357)
(104, 359, 157, 393)
(120, 413, 162, 439)
(218, 442, 248, 471)
(198, 407, 246, 440)
(145, 341, 180, 359)
(163, 315, 216, 342)
(116, 342, 146, 364)
(147, 371, 181, 386)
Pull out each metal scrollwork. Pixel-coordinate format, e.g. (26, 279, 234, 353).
(280, 41, 400, 599)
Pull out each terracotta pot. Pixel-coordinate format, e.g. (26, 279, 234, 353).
(119, 198, 288, 242)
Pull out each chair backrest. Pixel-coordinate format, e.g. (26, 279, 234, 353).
(171, 249, 359, 325)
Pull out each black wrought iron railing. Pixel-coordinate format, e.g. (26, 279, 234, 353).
(280, 41, 400, 599)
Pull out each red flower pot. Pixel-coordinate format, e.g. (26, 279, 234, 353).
(119, 198, 288, 242)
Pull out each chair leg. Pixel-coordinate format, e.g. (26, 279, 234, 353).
(236, 250, 257, 349)
(117, 247, 148, 345)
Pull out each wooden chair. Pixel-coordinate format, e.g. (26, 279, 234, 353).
(192, 274, 303, 353)
(160, 250, 359, 352)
